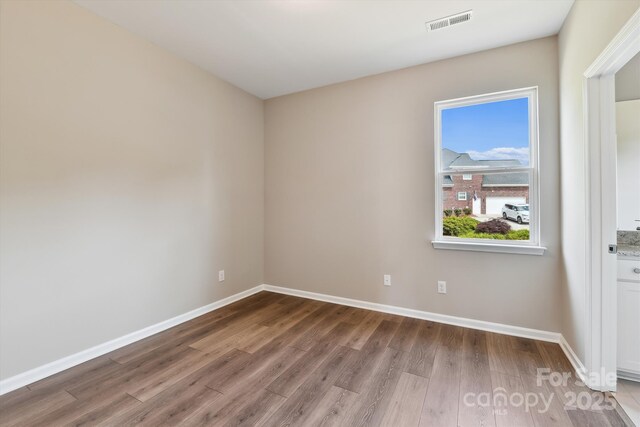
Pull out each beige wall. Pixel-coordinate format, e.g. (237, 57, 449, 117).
(558, 0, 639, 362)
(616, 52, 640, 102)
(265, 37, 562, 333)
(0, 0, 264, 379)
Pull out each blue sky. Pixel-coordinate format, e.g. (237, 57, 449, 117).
(442, 97, 530, 165)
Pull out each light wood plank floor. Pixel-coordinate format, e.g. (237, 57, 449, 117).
(0, 291, 632, 426)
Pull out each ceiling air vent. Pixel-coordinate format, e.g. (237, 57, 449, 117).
(426, 10, 473, 32)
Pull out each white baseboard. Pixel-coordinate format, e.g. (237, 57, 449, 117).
(0, 285, 263, 396)
(559, 335, 589, 385)
(618, 369, 640, 382)
(1, 282, 589, 396)
(262, 284, 588, 383)
(263, 284, 561, 342)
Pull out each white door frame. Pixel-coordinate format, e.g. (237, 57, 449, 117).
(583, 9, 640, 392)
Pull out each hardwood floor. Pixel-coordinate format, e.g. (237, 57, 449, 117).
(0, 291, 632, 426)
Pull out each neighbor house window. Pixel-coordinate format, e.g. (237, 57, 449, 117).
(432, 87, 544, 255)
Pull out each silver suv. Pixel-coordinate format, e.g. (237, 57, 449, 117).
(502, 203, 529, 224)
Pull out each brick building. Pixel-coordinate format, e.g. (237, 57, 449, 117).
(442, 149, 529, 215)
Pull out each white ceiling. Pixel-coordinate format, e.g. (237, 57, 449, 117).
(74, 0, 574, 99)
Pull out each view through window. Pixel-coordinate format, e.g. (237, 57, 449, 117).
(434, 88, 539, 246)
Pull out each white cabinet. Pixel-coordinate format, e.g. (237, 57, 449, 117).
(618, 258, 640, 379)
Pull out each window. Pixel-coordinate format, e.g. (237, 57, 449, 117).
(432, 87, 544, 255)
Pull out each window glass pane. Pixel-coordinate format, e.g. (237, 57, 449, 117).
(441, 98, 530, 169)
(442, 172, 530, 241)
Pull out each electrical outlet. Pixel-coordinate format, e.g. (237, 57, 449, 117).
(384, 274, 391, 286)
(437, 281, 447, 294)
(218, 270, 225, 282)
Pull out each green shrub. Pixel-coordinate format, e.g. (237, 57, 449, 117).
(506, 229, 530, 240)
(443, 216, 479, 236)
(459, 231, 506, 239)
(443, 209, 453, 217)
(463, 207, 472, 216)
(454, 208, 462, 217)
(458, 229, 530, 240)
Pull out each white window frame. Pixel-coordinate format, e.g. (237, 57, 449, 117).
(457, 192, 467, 201)
(432, 87, 545, 255)
(462, 174, 472, 180)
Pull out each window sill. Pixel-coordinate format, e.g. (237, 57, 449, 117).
(431, 240, 546, 256)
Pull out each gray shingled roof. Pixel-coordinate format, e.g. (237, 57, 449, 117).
(448, 154, 477, 168)
(442, 149, 528, 186)
(482, 173, 529, 186)
(441, 149, 460, 167)
(443, 148, 522, 169)
(476, 159, 521, 167)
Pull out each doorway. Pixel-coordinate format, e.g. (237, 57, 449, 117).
(472, 195, 481, 215)
(583, 9, 640, 393)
